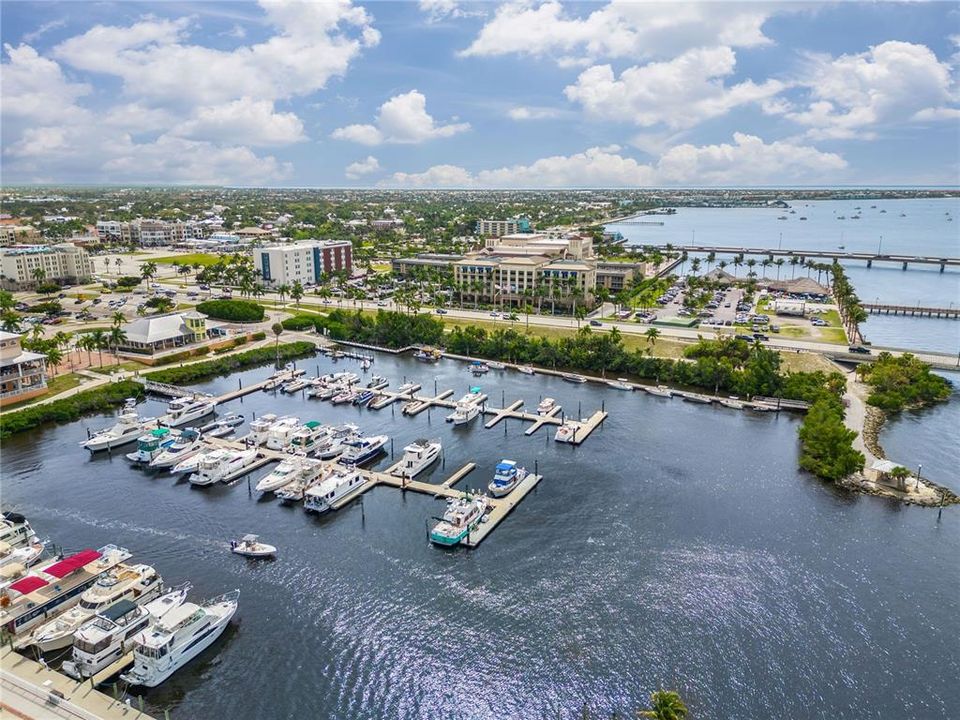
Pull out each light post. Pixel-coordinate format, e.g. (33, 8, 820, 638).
(915, 463, 923, 491)
(778, 232, 783, 251)
(877, 235, 883, 256)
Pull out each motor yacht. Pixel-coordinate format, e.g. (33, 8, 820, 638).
(230, 535, 276, 558)
(264, 416, 302, 450)
(170, 448, 217, 476)
(366, 375, 388, 389)
(275, 463, 333, 503)
(82, 410, 153, 452)
(149, 430, 202, 469)
(413, 347, 441, 363)
(256, 456, 323, 494)
(561, 373, 587, 384)
(469, 361, 489, 375)
(537, 398, 558, 416)
(189, 449, 259, 486)
(0, 545, 132, 638)
(391, 439, 441, 479)
(645, 385, 673, 398)
(487, 460, 528, 498)
(126, 428, 175, 464)
(304, 469, 365, 513)
(487, 361, 506, 370)
(199, 413, 243, 439)
(0, 538, 45, 573)
(62, 584, 190, 681)
(314, 424, 360, 459)
(0, 511, 37, 549)
(26, 563, 163, 652)
(247, 414, 278, 445)
(122, 590, 239, 688)
(606, 378, 633, 391)
(554, 423, 578, 443)
(353, 389, 375, 406)
(446, 390, 484, 425)
(161, 396, 215, 428)
(338, 435, 388, 466)
(287, 421, 327, 455)
(517, 365, 535, 375)
(430, 494, 489, 546)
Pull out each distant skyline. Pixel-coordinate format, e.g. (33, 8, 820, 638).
(2, 1, 959, 188)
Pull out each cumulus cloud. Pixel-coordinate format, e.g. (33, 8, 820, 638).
(2, 43, 91, 123)
(345, 156, 381, 179)
(171, 97, 305, 146)
(564, 46, 784, 129)
(778, 41, 959, 140)
(331, 90, 469, 145)
(385, 135, 846, 188)
(461, 1, 781, 65)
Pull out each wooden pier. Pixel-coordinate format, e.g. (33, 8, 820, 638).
(523, 405, 561, 435)
(483, 399, 524, 428)
(368, 383, 419, 410)
(863, 302, 959, 318)
(402, 389, 454, 416)
(91, 651, 134, 686)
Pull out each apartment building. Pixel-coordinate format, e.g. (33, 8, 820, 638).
(475, 218, 532, 237)
(96, 219, 205, 246)
(454, 255, 596, 308)
(0, 244, 94, 289)
(0, 224, 41, 246)
(0, 331, 47, 406)
(595, 261, 644, 292)
(252, 241, 353, 287)
(485, 233, 594, 260)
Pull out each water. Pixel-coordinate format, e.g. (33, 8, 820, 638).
(2, 353, 958, 719)
(607, 198, 960, 353)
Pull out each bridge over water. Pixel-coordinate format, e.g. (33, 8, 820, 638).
(629, 244, 960, 272)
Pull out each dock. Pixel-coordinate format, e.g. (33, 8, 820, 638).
(369, 383, 420, 410)
(91, 651, 134, 686)
(483, 399, 524, 428)
(863, 302, 960, 319)
(402, 389, 454, 416)
(523, 405, 561, 435)
(1, 645, 155, 720)
(463, 472, 543, 547)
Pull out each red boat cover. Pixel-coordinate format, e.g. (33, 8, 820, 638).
(45, 549, 101, 579)
(8, 575, 48, 595)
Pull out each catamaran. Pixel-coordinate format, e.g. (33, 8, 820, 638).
(62, 584, 191, 681)
(0, 545, 132, 638)
(487, 460, 528, 498)
(338, 435, 388, 466)
(391, 439, 441, 479)
(429, 494, 490, 546)
(25, 563, 163, 652)
(126, 428, 175, 464)
(304, 469, 365, 513)
(122, 590, 240, 688)
(161, 396, 215, 428)
(149, 429, 202, 469)
(189, 449, 258, 486)
(82, 409, 153, 452)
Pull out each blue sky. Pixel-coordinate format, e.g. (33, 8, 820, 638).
(2, 1, 958, 187)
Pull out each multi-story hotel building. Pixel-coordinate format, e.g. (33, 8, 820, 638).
(252, 241, 353, 287)
(475, 218, 532, 237)
(0, 244, 94, 289)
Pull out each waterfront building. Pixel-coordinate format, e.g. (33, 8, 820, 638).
(595, 261, 644, 292)
(119, 312, 226, 355)
(0, 244, 94, 289)
(252, 241, 353, 287)
(0, 330, 47, 406)
(0, 224, 41, 246)
(476, 218, 531, 237)
(391, 254, 464, 276)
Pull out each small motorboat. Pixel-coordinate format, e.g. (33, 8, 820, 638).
(230, 534, 276, 558)
(469, 361, 489, 375)
(606, 378, 633, 391)
(517, 365, 535, 375)
(561, 372, 587, 384)
(537, 398, 558, 416)
(360, 358, 371, 371)
(487, 361, 505, 370)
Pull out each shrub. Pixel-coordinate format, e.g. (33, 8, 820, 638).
(281, 315, 317, 331)
(144, 341, 315, 384)
(798, 398, 865, 481)
(195, 299, 265, 323)
(116, 276, 141, 288)
(35, 282, 62, 295)
(857, 352, 952, 413)
(251, 331, 266, 341)
(0, 380, 145, 439)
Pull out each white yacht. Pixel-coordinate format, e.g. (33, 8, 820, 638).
(0, 538, 45, 573)
(561, 373, 587, 384)
(161, 396, 215, 428)
(0, 511, 37, 549)
(487, 460, 528, 498)
(126, 428, 175, 463)
(170, 448, 217, 476)
(63, 584, 191, 681)
(304, 469, 366, 513)
(366, 375, 388, 389)
(189, 449, 258, 486)
(606, 378, 633, 391)
(247, 413, 278, 445)
(391, 439, 441, 479)
(82, 410, 153, 452)
(230, 535, 276, 558)
(446, 390, 484, 425)
(555, 423, 578, 443)
(265, 416, 302, 450)
(281, 378, 309, 394)
(517, 365, 535, 375)
(287, 421, 328, 454)
(275, 464, 333, 503)
(645, 385, 673, 398)
(256, 457, 324, 494)
(429, 494, 490, 546)
(537, 398, 558, 416)
(315, 424, 360, 460)
(487, 361, 506, 370)
(148, 430, 202, 469)
(26, 563, 163, 652)
(122, 590, 240, 688)
(199, 413, 243, 439)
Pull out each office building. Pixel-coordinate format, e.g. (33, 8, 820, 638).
(476, 218, 532, 237)
(0, 244, 94, 289)
(252, 241, 353, 287)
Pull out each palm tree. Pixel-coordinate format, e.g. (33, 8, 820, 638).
(774, 258, 785, 281)
(139, 261, 158, 292)
(271, 322, 284, 366)
(645, 327, 660, 349)
(112, 310, 125, 327)
(574, 304, 586, 328)
(690, 257, 701, 277)
(1, 311, 21, 333)
(706, 251, 716, 271)
(889, 465, 911, 491)
(732, 254, 743, 279)
(44, 344, 63, 377)
(638, 690, 688, 720)
(76, 333, 93, 364)
(89, 329, 108, 367)
(108, 326, 127, 366)
(114, 257, 123, 275)
(276, 283, 290, 307)
(291, 281, 304, 307)
(790, 255, 800, 278)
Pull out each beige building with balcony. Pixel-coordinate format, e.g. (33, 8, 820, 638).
(0, 244, 94, 289)
(0, 331, 47, 406)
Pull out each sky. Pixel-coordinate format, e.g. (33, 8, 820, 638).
(2, 1, 959, 188)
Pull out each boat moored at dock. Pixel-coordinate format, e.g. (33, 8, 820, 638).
(304, 469, 365, 513)
(247, 414, 278, 445)
(81, 408, 153, 452)
(561, 373, 588, 384)
(125, 428, 174, 464)
(264, 416, 302, 450)
(606, 378, 633, 391)
(537, 398, 558, 416)
(446, 389, 484, 425)
(149, 429, 202, 469)
(429, 494, 490, 546)
(161, 396, 215, 428)
(487, 460, 528, 498)
(189, 449, 258, 486)
(338, 435, 388, 466)
(391, 439, 441, 479)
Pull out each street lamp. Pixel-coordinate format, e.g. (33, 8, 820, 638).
(877, 235, 883, 255)
(915, 463, 923, 491)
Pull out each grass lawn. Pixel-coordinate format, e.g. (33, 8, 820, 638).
(0, 373, 85, 411)
(816, 327, 848, 345)
(779, 351, 841, 374)
(89, 360, 149, 375)
(153, 253, 220, 267)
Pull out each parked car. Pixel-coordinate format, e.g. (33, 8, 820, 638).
(735, 334, 755, 342)
(848, 345, 871, 354)
(589, 319, 602, 327)
(435, 308, 448, 315)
